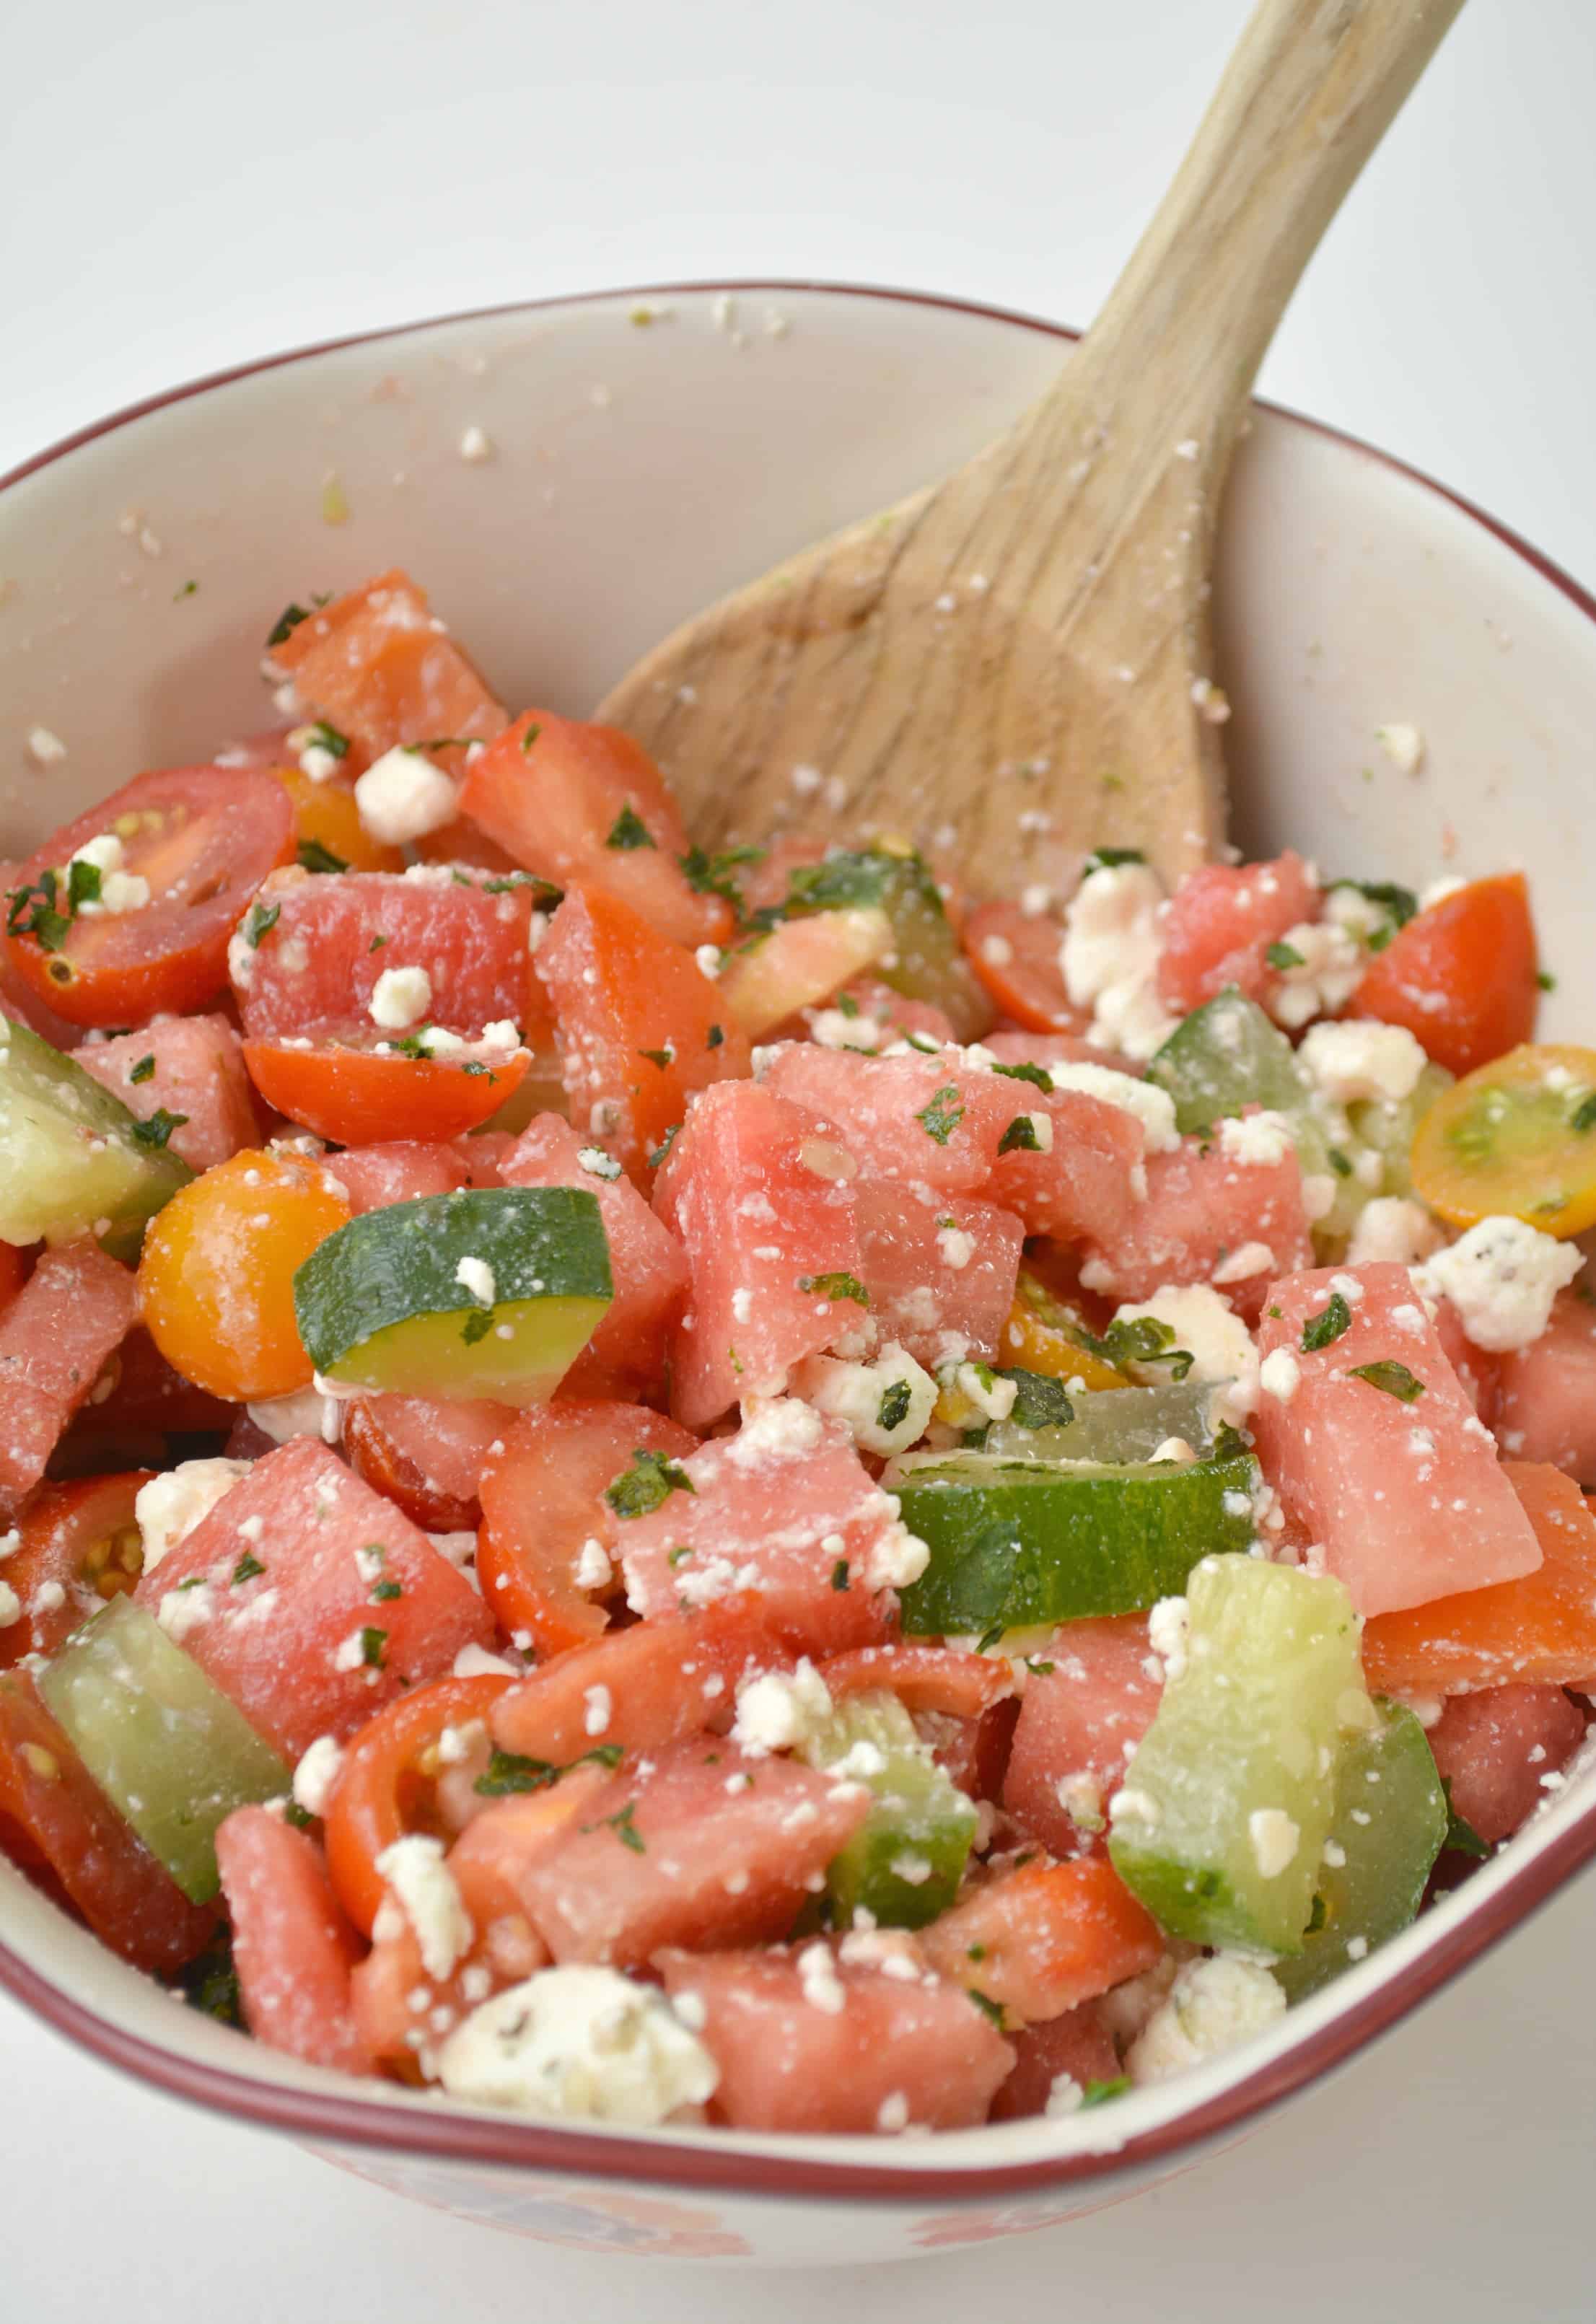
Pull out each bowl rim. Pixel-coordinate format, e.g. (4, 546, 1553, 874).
(4, 276, 1596, 2206)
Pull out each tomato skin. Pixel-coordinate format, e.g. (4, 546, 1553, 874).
(963, 900, 1086, 1034)
(3, 766, 295, 1027)
(242, 1040, 531, 1146)
(475, 1401, 701, 1657)
(343, 1395, 503, 1531)
(137, 1147, 350, 1400)
(0, 1671, 217, 1973)
(817, 1645, 1018, 1722)
(1354, 873, 1539, 1076)
(0, 1471, 152, 1667)
(323, 1674, 514, 1936)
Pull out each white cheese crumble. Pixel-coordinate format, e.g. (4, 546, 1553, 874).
(454, 1255, 496, 1306)
(67, 832, 150, 917)
(1146, 1594, 1190, 1685)
(1128, 1955, 1286, 2084)
(577, 1146, 623, 1181)
(458, 424, 493, 463)
(136, 1459, 251, 1574)
(369, 964, 433, 1030)
(374, 1833, 473, 1981)
(1112, 1284, 1259, 1425)
(355, 747, 459, 846)
(724, 1396, 826, 1466)
(1376, 722, 1425, 775)
(1259, 1349, 1301, 1403)
(247, 1387, 342, 1447)
(731, 1657, 833, 1755)
(157, 1582, 216, 1642)
(435, 1965, 717, 2122)
(1217, 1110, 1293, 1167)
(1059, 861, 1176, 1062)
(1248, 1807, 1300, 1877)
(582, 1683, 613, 1737)
(1044, 1061, 1180, 1154)
(291, 1736, 346, 1819)
(1416, 1216, 1582, 1352)
(1298, 1019, 1429, 1106)
(1210, 1240, 1274, 1286)
(789, 1343, 937, 1457)
(571, 1536, 612, 1592)
(796, 1941, 847, 2015)
(1267, 920, 1364, 1031)
(1346, 1196, 1446, 1268)
(26, 726, 68, 766)
(0, 1582, 20, 1629)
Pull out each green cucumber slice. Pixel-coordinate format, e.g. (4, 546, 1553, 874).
(38, 1596, 289, 1902)
(1108, 1555, 1368, 1955)
(0, 1020, 192, 1258)
(780, 847, 992, 1043)
(985, 1379, 1219, 1465)
(293, 1185, 613, 1405)
(1347, 1061, 1454, 1201)
(799, 1689, 977, 1929)
(889, 1450, 1260, 1636)
(1146, 991, 1314, 1136)
(1273, 1701, 1447, 2001)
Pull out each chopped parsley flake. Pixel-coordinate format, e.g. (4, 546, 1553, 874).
(128, 1054, 156, 1084)
(297, 837, 348, 875)
(129, 1110, 188, 1150)
(706, 1022, 724, 1050)
(605, 804, 656, 851)
(244, 900, 280, 947)
(999, 1368, 1074, 1429)
(1264, 940, 1304, 971)
(371, 1578, 403, 1602)
(359, 1626, 387, 1669)
(830, 1558, 851, 1592)
(1346, 1359, 1425, 1403)
(638, 1045, 674, 1069)
(1573, 1095, 1596, 1134)
(798, 1271, 869, 1306)
(1328, 1147, 1354, 1178)
(998, 1113, 1041, 1154)
(991, 1059, 1052, 1091)
(6, 873, 71, 953)
(968, 1988, 1006, 2027)
(606, 1447, 696, 1520)
(306, 720, 350, 760)
(266, 603, 311, 649)
(460, 1308, 496, 1346)
(877, 1380, 913, 1434)
(1080, 2076, 1132, 2108)
(1082, 846, 1146, 874)
(648, 1123, 680, 1170)
(1301, 1292, 1353, 1352)
(916, 1085, 965, 1145)
(232, 1553, 266, 1585)
(519, 722, 542, 754)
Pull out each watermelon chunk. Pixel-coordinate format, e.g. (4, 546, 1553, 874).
(234, 868, 538, 1043)
(654, 1079, 865, 1429)
(1250, 1261, 1543, 1617)
(330, 1141, 472, 1214)
(131, 1439, 493, 1757)
(516, 1737, 872, 1966)
(215, 1805, 370, 2073)
(918, 1856, 1163, 2025)
(534, 885, 750, 1186)
(268, 569, 507, 761)
(1426, 1685, 1585, 1843)
(1496, 1290, 1596, 1481)
(1156, 850, 1320, 1014)
(1079, 1133, 1313, 1318)
(989, 2001, 1122, 2121)
(986, 1087, 1145, 1246)
(75, 1014, 261, 1172)
(343, 1393, 505, 1530)
(1003, 1615, 1160, 1854)
(853, 1181, 1023, 1369)
(616, 1400, 918, 1652)
(826, 978, 959, 1048)
(499, 1114, 690, 1400)
(656, 1935, 1014, 2131)
(0, 1242, 138, 1508)
(759, 1043, 1018, 1194)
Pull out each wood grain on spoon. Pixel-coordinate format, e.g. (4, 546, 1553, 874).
(598, 0, 1465, 897)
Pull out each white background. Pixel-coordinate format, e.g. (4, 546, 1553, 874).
(4, 0, 1596, 2315)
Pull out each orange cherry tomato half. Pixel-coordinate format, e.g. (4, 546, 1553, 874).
(322, 1673, 514, 1936)
(1353, 872, 1540, 1078)
(273, 766, 405, 874)
(242, 1040, 532, 1145)
(963, 899, 1086, 1035)
(3, 766, 294, 1027)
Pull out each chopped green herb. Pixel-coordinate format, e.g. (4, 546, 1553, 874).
(1081, 1315, 1195, 1381)
(282, 1802, 315, 1831)
(798, 1272, 869, 1307)
(1573, 1095, 1596, 1134)
(369, 934, 389, 952)
(1264, 940, 1304, 971)
(830, 1558, 851, 1592)
(916, 1085, 965, 1145)
(648, 1123, 681, 1170)
(1079, 2077, 1132, 2108)
(678, 843, 766, 912)
(605, 804, 657, 851)
(6, 874, 70, 953)
(266, 602, 311, 649)
(998, 1113, 1042, 1154)
(638, 1046, 673, 1070)
(306, 720, 350, 760)
(877, 1380, 913, 1434)
(1082, 847, 1146, 874)
(999, 1368, 1074, 1430)
(1328, 1147, 1354, 1178)
(606, 1447, 696, 1520)
(1538, 971, 1557, 993)
(976, 1621, 1007, 1654)
(371, 1578, 403, 1602)
(1330, 877, 1418, 929)
(1346, 1360, 1425, 1403)
(706, 1022, 724, 1050)
(1440, 1776, 1491, 1859)
(128, 1054, 157, 1084)
(232, 1553, 266, 1586)
(174, 1934, 245, 2027)
(244, 900, 281, 947)
(297, 837, 349, 875)
(173, 579, 198, 601)
(991, 1059, 1052, 1092)
(836, 992, 861, 1020)
(519, 722, 542, 754)
(1301, 1292, 1353, 1353)
(475, 1748, 558, 1797)
(967, 1944, 987, 1963)
(460, 1308, 496, 1346)
(968, 1988, 1006, 2027)
(128, 1110, 188, 1150)
(359, 1626, 387, 1669)
(66, 859, 102, 913)
(596, 1799, 645, 1854)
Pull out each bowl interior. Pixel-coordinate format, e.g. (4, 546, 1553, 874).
(4, 281, 1596, 2193)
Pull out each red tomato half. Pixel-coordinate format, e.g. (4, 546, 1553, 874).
(4, 767, 294, 1027)
(242, 1039, 531, 1144)
(963, 900, 1085, 1034)
(1353, 872, 1540, 1077)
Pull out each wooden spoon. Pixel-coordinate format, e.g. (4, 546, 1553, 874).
(597, 0, 1465, 897)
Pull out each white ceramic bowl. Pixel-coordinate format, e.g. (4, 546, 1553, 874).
(4, 282, 1596, 2268)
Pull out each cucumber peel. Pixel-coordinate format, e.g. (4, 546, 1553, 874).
(0, 1019, 192, 1258)
(38, 1596, 289, 1903)
(800, 1689, 977, 1929)
(293, 1185, 613, 1405)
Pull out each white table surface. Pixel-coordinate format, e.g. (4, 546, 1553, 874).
(4, 1, 1595, 2314)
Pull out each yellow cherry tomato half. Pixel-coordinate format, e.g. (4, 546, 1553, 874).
(139, 1148, 351, 1400)
(273, 766, 405, 876)
(1410, 1042, 1596, 1236)
(996, 1275, 1129, 1393)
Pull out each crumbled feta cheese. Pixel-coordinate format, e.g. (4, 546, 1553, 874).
(1060, 862, 1177, 1062)
(724, 1397, 826, 1465)
(435, 1965, 717, 2122)
(454, 1255, 496, 1307)
(1376, 722, 1425, 775)
(292, 1736, 345, 1818)
(0, 1530, 19, 1563)
(583, 1683, 613, 1737)
(1268, 920, 1364, 1031)
(1128, 1955, 1286, 2084)
(369, 964, 433, 1030)
(732, 1658, 833, 1755)
(863, 1511, 931, 1592)
(1217, 1110, 1294, 1168)
(796, 1941, 846, 2014)
(1112, 1284, 1259, 1425)
(452, 1643, 523, 1679)
(1298, 1019, 1429, 1106)
(157, 1582, 216, 1642)
(477, 1019, 521, 1051)
(694, 943, 724, 980)
(577, 1146, 623, 1181)
(810, 1006, 884, 1053)
(1346, 1196, 1446, 1268)
(354, 747, 459, 846)
(0, 1582, 20, 1629)
(1420, 875, 1466, 911)
(136, 1459, 251, 1573)
(374, 1833, 473, 1981)
(1147, 1595, 1190, 1684)
(1259, 1349, 1301, 1403)
(458, 424, 493, 463)
(25, 726, 68, 766)
(788, 1343, 937, 1456)
(571, 1537, 612, 1592)
(1151, 1436, 1197, 1465)
(247, 1387, 342, 1446)
(1044, 1061, 1180, 1154)
(1416, 1216, 1582, 1352)
(418, 1025, 466, 1057)
(1248, 1807, 1300, 1877)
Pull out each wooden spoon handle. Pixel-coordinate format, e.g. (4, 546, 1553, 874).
(1030, 0, 1466, 484)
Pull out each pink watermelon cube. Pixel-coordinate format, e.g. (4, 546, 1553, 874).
(1079, 1132, 1312, 1317)
(215, 1806, 369, 2074)
(657, 1934, 1014, 2132)
(1156, 849, 1320, 1013)
(653, 1079, 865, 1429)
(0, 1241, 139, 1507)
(499, 1113, 690, 1401)
(133, 1438, 493, 1756)
(986, 1087, 1144, 1245)
(854, 1180, 1023, 1369)
(329, 1141, 471, 1213)
(1495, 1290, 1596, 1480)
(517, 1737, 873, 1967)
(617, 1400, 917, 1652)
(1250, 1261, 1544, 1617)
(76, 1014, 261, 1172)
(760, 1042, 1017, 1193)
(989, 2001, 1122, 2121)
(1002, 1615, 1160, 1856)
(1427, 1683, 1585, 1843)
